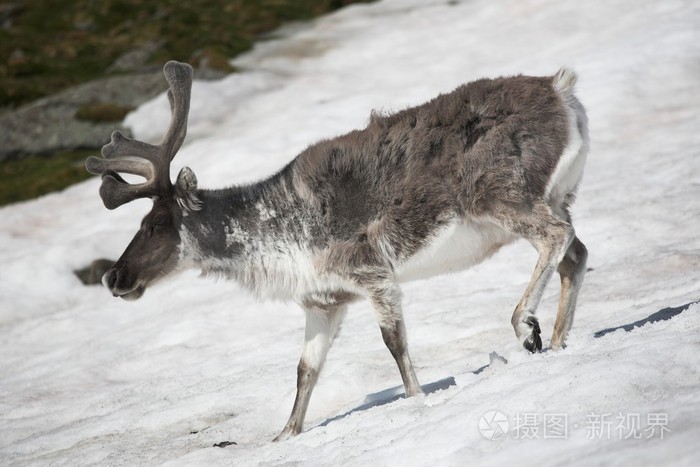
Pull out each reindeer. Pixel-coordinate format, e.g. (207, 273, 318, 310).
(87, 61, 589, 440)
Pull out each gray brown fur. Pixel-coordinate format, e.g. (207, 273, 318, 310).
(88, 62, 589, 440)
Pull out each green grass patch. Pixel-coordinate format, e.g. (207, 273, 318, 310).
(1, 0, 374, 110)
(0, 0, 374, 207)
(0, 149, 96, 206)
(75, 103, 135, 122)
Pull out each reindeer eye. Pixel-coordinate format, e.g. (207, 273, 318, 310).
(153, 215, 168, 227)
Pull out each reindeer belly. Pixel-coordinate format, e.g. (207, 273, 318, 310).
(396, 219, 515, 283)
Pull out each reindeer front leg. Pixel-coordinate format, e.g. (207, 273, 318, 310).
(274, 295, 349, 441)
(362, 275, 424, 397)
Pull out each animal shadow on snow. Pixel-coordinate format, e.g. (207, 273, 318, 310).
(594, 300, 697, 338)
(319, 377, 456, 428)
(318, 298, 697, 430)
(318, 348, 512, 429)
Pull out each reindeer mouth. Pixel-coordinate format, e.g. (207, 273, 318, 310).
(111, 284, 145, 301)
(102, 264, 146, 300)
(103, 273, 145, 300)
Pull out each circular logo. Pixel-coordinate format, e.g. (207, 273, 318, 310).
(479, 410, 509, 440)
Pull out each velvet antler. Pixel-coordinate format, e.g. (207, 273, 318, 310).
(86, 61, 193, 209)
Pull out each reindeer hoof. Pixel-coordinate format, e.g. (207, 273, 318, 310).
(272, 426, 299, 442)
(522, 316, 542, 353)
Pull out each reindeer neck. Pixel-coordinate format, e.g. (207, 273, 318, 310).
(178, 167, 322, 298)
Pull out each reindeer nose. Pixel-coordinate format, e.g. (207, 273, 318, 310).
(103, 267, 119, 292)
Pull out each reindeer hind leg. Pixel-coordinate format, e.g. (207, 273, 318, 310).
(490, 201, 575, 352)
(551, 236, 587, 349)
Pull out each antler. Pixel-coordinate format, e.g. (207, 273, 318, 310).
(86, 61, 193, 209)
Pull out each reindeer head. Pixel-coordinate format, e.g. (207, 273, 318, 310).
(87, 61, 200, 300)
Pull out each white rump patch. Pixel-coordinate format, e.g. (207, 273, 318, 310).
(545, 92, 589, 215)
(552, 68, 578, 95)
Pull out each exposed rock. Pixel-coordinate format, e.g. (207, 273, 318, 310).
(74, 258, 115, 286)
(0, 71, 167, 161)
(0, 66, 230, 161)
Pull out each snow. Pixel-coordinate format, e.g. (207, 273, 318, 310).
(1, 0, 700, 465)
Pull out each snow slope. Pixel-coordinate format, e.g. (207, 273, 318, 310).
(1, 0, 699, 465)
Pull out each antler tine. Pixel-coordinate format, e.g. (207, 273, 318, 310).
(98, 171, 161, 210)
(166, 90, 187, 156)
(101, 130, 159, 161)
(86, 130, 161, 209)
(86, 61, 194, 210)
(86, 153, 154, 179)
(160, 61, 193, 161)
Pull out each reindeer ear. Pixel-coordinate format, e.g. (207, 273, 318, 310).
(175, 167, 202, 212)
